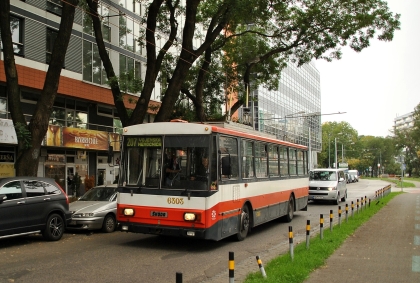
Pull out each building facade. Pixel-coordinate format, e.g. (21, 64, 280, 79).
(238, 62, 322, 168)
(394, 112, 415, 132)
(1, 0, 161, 194)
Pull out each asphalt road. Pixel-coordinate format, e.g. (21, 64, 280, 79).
(0, 179, 390, 283)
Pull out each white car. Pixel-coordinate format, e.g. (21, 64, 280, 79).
(67, 184, 118, 233)
(308, 169, 348, 205)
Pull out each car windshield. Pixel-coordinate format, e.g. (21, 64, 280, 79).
(79, 187, 116, 201)
(309, 171, 337, 181)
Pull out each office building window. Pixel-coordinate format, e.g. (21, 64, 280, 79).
(119, 54, 142, 94)
(119, 15, 141, 53)
(83, 4, 111, 42)
(83, 40, 107, 85)
(47, 0, 63, 16)
(46, 28, 62, 65)
(0, 86, 7, 119)
(9, 16, 24, 56)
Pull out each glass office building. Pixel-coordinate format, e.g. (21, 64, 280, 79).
(239, 61, 321, 165)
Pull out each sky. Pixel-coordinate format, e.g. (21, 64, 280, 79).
(314, 0, 420, 138)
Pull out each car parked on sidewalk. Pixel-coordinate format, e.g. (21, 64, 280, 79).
(0, 177, 71, 241)
(67, 184, 118, 233)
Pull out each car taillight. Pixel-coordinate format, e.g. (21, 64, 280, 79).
(56, 182, 69, 204)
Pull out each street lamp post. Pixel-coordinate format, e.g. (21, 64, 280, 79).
(334, 137, 338, 169)
(328, 134, 331, 168)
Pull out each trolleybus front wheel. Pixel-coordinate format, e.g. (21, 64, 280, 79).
(236, 205, 250, 241)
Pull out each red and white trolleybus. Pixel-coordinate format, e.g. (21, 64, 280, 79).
(116, 121, 309, 241)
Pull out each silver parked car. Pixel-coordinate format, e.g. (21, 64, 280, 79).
(67, 184, 118, 233)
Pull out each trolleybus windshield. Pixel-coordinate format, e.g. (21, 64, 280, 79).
(121, 135, 215, 190)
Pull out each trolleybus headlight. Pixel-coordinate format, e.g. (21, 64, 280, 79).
(184, 213, 196, 221)
(123, 208, 135, 216)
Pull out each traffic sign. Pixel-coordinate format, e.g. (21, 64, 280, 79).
(401, 164, 406, 171)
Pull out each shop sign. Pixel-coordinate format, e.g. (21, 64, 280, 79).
(0, 118, 17, 144)
(63, 128, 108, 150)
(47, 154, 65, 163)
(0, 152, 15, 163)
(0, 164, 15, 177)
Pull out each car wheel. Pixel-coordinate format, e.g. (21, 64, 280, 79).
(236, 205, 250, 241)
(43, 213, 64, 241)
(341, 190, 347, 202)
(283, 196, 294, 222)
(102, 214, 116, 233)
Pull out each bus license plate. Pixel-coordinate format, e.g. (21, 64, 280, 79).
(150, 211, 168, 218)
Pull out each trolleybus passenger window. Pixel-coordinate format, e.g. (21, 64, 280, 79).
(289, 149, 297, 175)
(297, 150, 305, 175)
(219, 136, 238, 180)
(255, 143, 268, 178)
(279, 147, 288, 176)
(242, 140, 254, 179)
(268, 145, 279, 177)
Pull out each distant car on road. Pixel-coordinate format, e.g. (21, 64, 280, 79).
(348, 170, 359, 182)
(0, 177, 71, 241)
(308, 168, 347, 205)
(67, 184, 118, 233)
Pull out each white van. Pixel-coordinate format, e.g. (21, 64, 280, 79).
(308, 168, 347, 204)
(348, 170, 359, 182)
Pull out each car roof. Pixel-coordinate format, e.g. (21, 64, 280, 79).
(0, 177, 56, 182)
(310, 168, 345, 172)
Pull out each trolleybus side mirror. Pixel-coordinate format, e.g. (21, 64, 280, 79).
(107, 145, 113, 164)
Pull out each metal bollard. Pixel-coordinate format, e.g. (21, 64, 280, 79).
(229, 252, 234, 283)
(357, 198, 359, 214)
(320, 214, 324, 240)
(176, 272, 182, 283)
(256, 256, 267, 278)
(330, 210, 333, 232)
(351, 201, 354, 217)
(369, 198, 371, 207)
(306, 220, 310, 249)
(338, 206, 342, 227)
(345, 203, 349, 223)
(289, 226, 294, 261)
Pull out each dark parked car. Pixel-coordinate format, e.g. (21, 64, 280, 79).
(67, 184, 118, 233)
(0, 177, 72, 241)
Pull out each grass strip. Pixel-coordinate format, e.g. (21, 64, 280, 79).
(244, 192, 402, 283)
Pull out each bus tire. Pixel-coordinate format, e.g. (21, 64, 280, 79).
(284, 196, 294, 223)
(236, 205, 250, 241)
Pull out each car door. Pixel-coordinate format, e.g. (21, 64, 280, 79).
(0, 180, 27, 236)
(22, 180, 49, 231)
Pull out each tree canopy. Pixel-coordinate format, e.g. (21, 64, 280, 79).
(87, 0, 400, 125)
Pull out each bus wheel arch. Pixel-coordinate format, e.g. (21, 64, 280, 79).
(236, 202, 253, 241)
